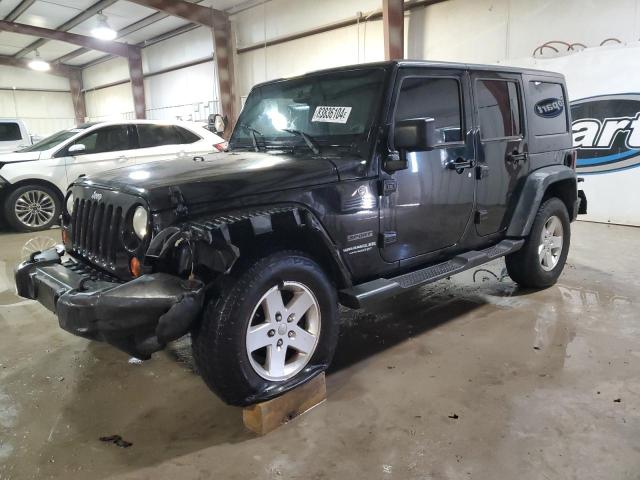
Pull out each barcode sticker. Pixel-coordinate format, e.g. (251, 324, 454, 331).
(311, 106, 352, 124)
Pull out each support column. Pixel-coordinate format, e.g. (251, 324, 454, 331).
(128, 46, 146, 119)
(67, 69, 86, 125)
(212, 14, 237, 138)
(383, 0, 404, 60)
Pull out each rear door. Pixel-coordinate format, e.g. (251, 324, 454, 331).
(471, 72, 527, 236)
(380, 68, 476, 262)
(174, 125, 213, 154)
(63, 124, 138, 184)
(133, 124, 187, 164)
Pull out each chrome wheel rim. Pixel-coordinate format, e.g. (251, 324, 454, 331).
(14, 190, 55, 228)
(21, 236, 57, 260)
(245, 281, 321, 381)
(538, 215, 563, 271)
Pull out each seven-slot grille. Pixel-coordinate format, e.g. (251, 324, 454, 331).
(70, 196, 123, 268)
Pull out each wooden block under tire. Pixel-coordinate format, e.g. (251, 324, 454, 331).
(242, 373, 326, 435)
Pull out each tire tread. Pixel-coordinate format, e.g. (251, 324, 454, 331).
(506, 197, 570, 289)
(192, 250, 338, 406)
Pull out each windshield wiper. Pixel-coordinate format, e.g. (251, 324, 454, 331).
(237, 123, 264, 152)
(282, 129, 320, 155)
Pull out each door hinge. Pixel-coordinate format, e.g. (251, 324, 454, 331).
(378, 178, 397, 196)
(379, 231, 398, 247)
(474, 209, 488, 224)
(476, 165, 489, 180)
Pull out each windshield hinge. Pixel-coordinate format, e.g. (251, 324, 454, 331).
(169, 186, 189, 218)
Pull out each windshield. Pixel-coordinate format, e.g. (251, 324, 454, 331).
(19, 127, 86, 152)
(230, 68, 386, 152)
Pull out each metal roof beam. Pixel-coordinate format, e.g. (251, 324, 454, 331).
(126, 0, 225, 28)
(3, 0, 37, 22)
(13, 0, 119, 58)
(0, 54, 77, 77)
(77, 23, 200, 69)
(52, 10, 170, 65)
(0, 19, 133, 57)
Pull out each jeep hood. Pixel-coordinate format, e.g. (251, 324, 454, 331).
(77, 151, 340, 211)
(0, 151, 41, 162)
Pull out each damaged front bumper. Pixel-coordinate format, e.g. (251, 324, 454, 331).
(15, 247, 204, 359)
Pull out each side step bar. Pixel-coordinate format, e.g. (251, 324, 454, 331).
(339, 239, 524, 309)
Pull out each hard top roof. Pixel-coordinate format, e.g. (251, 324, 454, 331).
(253, 59, 564, 88)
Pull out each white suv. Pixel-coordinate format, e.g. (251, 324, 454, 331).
(0, 120, 226, 232)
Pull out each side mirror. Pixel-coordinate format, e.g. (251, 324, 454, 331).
(68, 143, 86, 154)
(393, 117, 437, 152)
(208, 113, 226, 134)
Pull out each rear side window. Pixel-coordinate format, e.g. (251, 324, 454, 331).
(529, 81, 567, 136)
(137, 124, 184, 148)
(0, 122, 22, 141)
(395, 77, 463, 145)
(175, 126, 201, 144)
(476, 79, 521, 139)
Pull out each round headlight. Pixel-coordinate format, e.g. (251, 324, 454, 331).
(66, 194, 74, 215)
(132, 206, 148, 239)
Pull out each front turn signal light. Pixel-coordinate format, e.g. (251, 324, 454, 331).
(130, 257, 142, 278)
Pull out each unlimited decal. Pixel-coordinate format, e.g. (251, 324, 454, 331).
(571, 94, 640, 174)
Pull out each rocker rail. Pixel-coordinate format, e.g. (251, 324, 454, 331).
(339, 239, 525, 309)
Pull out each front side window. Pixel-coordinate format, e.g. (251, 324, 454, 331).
(0, 122, 21, 141)
(137, 124, 184, 148)
(71, 125, 131, 155)
(230, 68, 386, 151)
(395, 77, 463, 145)
(476, 79, 521, 140)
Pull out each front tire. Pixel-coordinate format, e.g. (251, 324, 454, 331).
(3, 184, 61, 232)
(192, 250, 339, 406)
(506, 197, 571, 289)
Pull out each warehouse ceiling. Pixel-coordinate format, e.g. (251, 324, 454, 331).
(0, 0, 245, 67)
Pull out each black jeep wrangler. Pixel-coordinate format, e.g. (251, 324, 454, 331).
(15, 61, 583, 406)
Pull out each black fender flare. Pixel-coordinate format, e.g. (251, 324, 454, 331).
(507, 165, 577, 237)
(145, 204, 353, 287)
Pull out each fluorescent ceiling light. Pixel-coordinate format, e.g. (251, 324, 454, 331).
(28, 51, 50, 71)
(91, 13, 117, 41)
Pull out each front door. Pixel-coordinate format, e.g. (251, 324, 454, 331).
(381, 69, 476, 263)
(63, 124, 138, 185)
(471, 73, 527, 236)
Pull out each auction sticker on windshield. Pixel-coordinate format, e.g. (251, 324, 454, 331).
(312, 106, 352, 124)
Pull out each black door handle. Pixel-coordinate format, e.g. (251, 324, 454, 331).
(445, 157, 475, 174)
(507, 151, 528, 164)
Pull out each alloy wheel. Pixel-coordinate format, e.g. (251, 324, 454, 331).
(14, 190, 56, 228)
(538, 215, 564, 271)
(245, 281, 321, 381)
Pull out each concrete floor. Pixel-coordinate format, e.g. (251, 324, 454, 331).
(0, 221, 638, 480)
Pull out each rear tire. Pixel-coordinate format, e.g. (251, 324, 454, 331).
(3, 184, 61, 232)
(192, 250, 339, 406)
(505, 197, 570, 289)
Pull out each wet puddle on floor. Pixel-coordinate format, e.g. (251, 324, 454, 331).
(0, 223, 638, 479)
